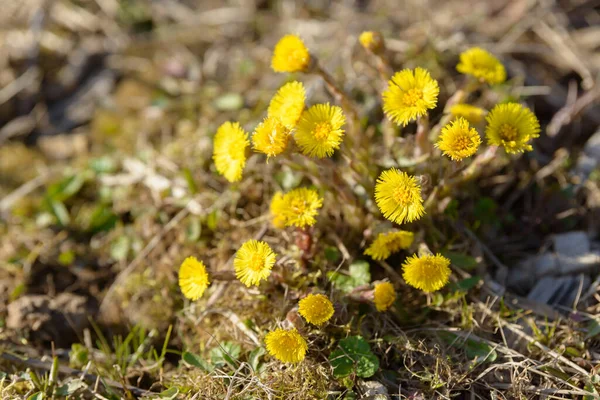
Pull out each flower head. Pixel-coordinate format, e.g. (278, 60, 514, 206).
(280, 188, 323, 228)
(298, 294, 334, 325)
(449, 104, 486, 124)
(402, 253, 451, 292)
(375, 169, 425, 225)
(382, 68, 439, 126)
(270, 191, 287, 229)
(485, 103, 540, 154)
(295, 103, 346, 158)
(212, 122, 249, 183)
(268, 81, 306, 128)
(373, 282, 396, 311)
(178, 256, 210, 300)
(265, 328, 307, 363)
(359, 31, 384, 53)
(271, 34, 310, 73)
(252, 116, 291, 159)
(234, 240, 276, 287)
(436, 117, 481, 161)
(364, 230, 414, 260)
(457, 47, 506, 85)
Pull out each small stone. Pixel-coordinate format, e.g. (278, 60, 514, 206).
(531, 253, 559, 277)
(556, 252, 600, 275)
(551, 231, 590, 258)
(357, 380, 389, 400)
(527, 276, 572, 304)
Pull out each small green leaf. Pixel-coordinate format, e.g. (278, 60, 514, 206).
(56, 380, 86, 396)
(328, 261, 371, 293)
(441, 251, 478, 271)
(48, 200, 70, 226)
(158, 387, 179, 399)
(110, 236, 131, 261)
(186, 217, 201, 242)
(249, 346, 266, 372)
(324, 246, 341, 263)
(329, 336, 379, 378)
(210, 341, 241, 368)
(214, 93, 244, 111)
(58, 250, 75, 266)
(450, 276, 481, 293)
(585, 318, 600, 340)
(182, 351, 212, 372)
(27, 392, 44, 400)
(87, 205, 118, 233)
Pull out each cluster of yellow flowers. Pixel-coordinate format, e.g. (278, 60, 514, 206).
(178, 31, 543, 365)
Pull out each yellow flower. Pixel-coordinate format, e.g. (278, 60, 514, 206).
(212, 122, 249, 183)
(234, 240, 276, 287)
(178, 256, 210, 300)
(402, 253, 451, 293)
(295, 103, 346, 158)
(373, 282, 396, 311)
(268, 81, 306, 128)
(449, 104, 486, 124)
(280, 187, 323, 228)
(456, 47, 506, 85)
(252, 116, 291, 159)
(270, 191, 287, 229)
(265, 328, 307, 363)
(485, 103, 540, 154)
(359, 31, 384, 53)
(364, 230, 414, 260)
(382, 68, 439, 126)
(374, 169, 425, 225)
(435, 117, 481, 161)
(298, 294, 334, 325)
(271, 34, 311, 73)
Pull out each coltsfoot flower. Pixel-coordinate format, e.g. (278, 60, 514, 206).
(436, 117, 481, 161)
(359, 31, 384, 53)
(270, 191, 287, 229)
(382, 67, 439, 126)
(298, 293, 334, 325)
(485, 102, 540, 154)
(265, 328, 308, 363)
(373, 282, 396, 311)
(364, 230, 414, 260)
(252, 116, 291, 159)
(374, 169, 425, 225)
(449, 104, 486, 124)
(457, 47, 506, 85)
(178, 256, 210, 300)
(268, 81, 306, 128)
(295, 103, 346, 158)
(234, 240, 276, 287)
(212, 122, 249, 183)
(271, 34, 310, 73)
(280, 188, 323, 228)
(402, 253, 451, 293)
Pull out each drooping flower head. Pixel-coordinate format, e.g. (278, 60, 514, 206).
(270, 191, 287, 229)
(265, 328, 308, 363)
(268, 81, 306, 128)
(402, 253, 451, 293)
(252, 116, 291, 159)
(485, 103, 540, 154)
(178, 256, 210, 300)
(234, 240, 276, 287)
(298, 294, 334, 325)
(374, 169, 425, 225)
(280, 188, 323, 228)
(382, 67, 439, 126)
(359, 31, 384, 53)
(271, 34, 311, 73)
(364, 230, 414, 260)
(436, 117, 481, 161)
(212, 122, 249, 183)
(295, 103, 346, 158)
(456, 47, 506, 85)
(373, 282, 396, 311)
(449, 104, 486, 124)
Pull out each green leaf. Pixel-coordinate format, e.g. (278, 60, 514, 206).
(48, 200, 70, 226)
(185, 217, 201, 242)
(449, 276, 481, 293)
(210, 341, 241, 368)
(585, 318, 600, 340)
(46, 174, 86, 202)
(441, 251, 478, 271)
(214, 93, 244, 111)
(328, 261, 371, 293)
(27, 392, 44, 400)
(248, 347, 266, 373)
(182, 351, 212, 372)
(158, 387, 179, 399)
(274, 168, 302, 191)
(439, 332, 497, 364)
(89, 157, 117, 174)
(324, 246, 341, 263)
(87, 205, 118, 233)
(56, 380, 86, 396)
(329, 336, 379, 378)
(69, 343, 89, 369)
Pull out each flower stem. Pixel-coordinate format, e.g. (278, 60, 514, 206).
(414, 115, 430, 157)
